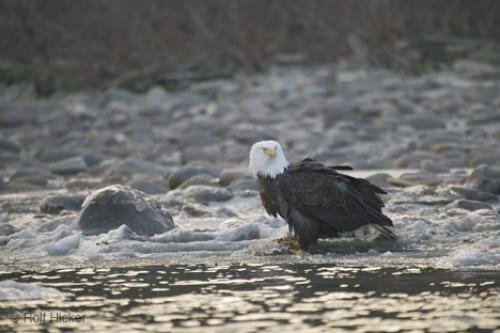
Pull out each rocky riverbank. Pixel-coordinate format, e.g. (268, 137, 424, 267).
(0, 61, 499, 270)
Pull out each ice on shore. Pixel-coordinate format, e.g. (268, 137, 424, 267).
(0, 280, 73, 301)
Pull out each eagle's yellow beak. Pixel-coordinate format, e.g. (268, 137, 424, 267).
(264, 147, 277, 158)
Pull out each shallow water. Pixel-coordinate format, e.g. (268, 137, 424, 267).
(0, 265, 498, 332)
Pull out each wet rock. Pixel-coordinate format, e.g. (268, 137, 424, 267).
(455, 200, 493, 211)
(179, 174, 219, 189)
(183, 185, 233, 204)
(40, 194, 86, 214)
(466, 165, 500, 194)
(168, 162, 220, 189)
(77, 185, 175, 236)
(127, 179, 168, 194)
(50, 157, 88, 175)
(450, 186, 497, 202)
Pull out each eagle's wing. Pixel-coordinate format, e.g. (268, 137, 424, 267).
(277, 167, 392, 247)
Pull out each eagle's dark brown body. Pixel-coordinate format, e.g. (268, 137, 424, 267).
(257, 159, 394, 249)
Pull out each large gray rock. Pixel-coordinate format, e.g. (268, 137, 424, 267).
(168, 162, 220, 189)
(77, 185, 175, 236)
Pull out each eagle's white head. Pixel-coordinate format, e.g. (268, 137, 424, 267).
(249, 140, 289, 178)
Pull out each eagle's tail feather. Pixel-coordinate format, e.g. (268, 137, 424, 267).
(371, 224, 397, 240)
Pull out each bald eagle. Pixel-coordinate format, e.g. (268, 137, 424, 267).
(249, 140, 395, 251)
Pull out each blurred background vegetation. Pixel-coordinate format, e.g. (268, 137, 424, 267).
(0, 0, 499, 95)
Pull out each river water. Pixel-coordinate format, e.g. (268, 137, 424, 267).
(0, 265, 499, 332)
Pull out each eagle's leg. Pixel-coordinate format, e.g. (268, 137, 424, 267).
(277, 233, 304, 255)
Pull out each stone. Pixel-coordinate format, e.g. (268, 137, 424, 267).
(50, 157, 88, 175)
(168, 162, 220, 189)
(178, 174, 219, 189)
(366, 173, 391, 188)
(183, 185, 233, 204)
(77, 185, 175, 236)
(455, 200, 493, 211)
(219, 168, 248, 186)
(127, 179, 168, 194)
(466, 165, 500, 194)
(65, 179, 102, 191)
(180, 146, 220, 164)
(400, 172, 444, 186)
(182, 203, 212, 217)
(451, 186, 497, 202)
(106, 158, 169, 178)
(0, 103, 46, 126)
(420, 159, 449, 174)
(40, 194, 86, 214)
(228, 179, 260, 192)
(8, 168, 53, 187)
(35, 149, 78, 163)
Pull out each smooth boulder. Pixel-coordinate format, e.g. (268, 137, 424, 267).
(77, 185, 175, 236)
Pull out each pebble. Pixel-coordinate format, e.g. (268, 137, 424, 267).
(420, 159, 449, 174)
(106, 158, 169, 178)
(218, 169, 248, 186)
(50, 157, 88, 175)
(228, 179, 260, 192)
(178, 174, 220, 189)
(40, 194, 86, 214)
(168, 162, 220, 189)
(183, 185, 233, 204)
(366, 173, 391, 188)
(77, 185, 175, 236)
(455, 200, 493, 211)
(450, 186, 497, 202)
(127, 179, 168, 194)
(0, 103, 46, 126)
